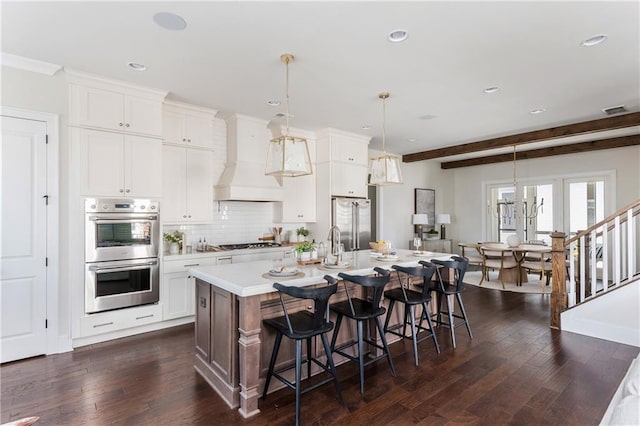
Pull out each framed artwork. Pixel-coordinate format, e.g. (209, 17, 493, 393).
(414, 188, 436, 231)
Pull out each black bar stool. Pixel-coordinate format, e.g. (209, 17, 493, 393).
(330, 267, 396, 394)
(384, 263, 440, 366)
(262, 276, 343, 426)
(420, 256, 472, 348)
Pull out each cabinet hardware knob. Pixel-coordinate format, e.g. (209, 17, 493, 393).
(119, 123, 124, 127)
(183, 215, 187, 218)
(188, 215, 192, 218)
(182, 138, 186, 141)
(125, 123, 130, 127)
(187, 139, 191, 142)
(119, 189, 124, 193)
(125, 189, 130, 193)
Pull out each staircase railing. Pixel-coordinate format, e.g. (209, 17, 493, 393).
(550, 198, 640, 329)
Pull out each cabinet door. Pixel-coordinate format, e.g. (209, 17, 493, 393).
(185, 114, 214, 149)
(162, 108, 186, 145)
(281, 173, 316, 222)
(125, 95, 163, 137)
(74, 86, 125, 131)
(163, 272, 195, 320)
(331, 163, 367, 198)
(78, 128, 125, 196)
(162, 145, 187, 222)
(185, 149, 213, 221)
(195, 280, 211, 361)
(331, 136, 368, 165)
(125, 135, 163, 197)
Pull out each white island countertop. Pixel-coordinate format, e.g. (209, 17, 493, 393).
(190, 249, 454, 297)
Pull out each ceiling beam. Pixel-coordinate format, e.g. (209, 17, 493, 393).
(403, 112, 640, 163)
(440, 134, 640, 169)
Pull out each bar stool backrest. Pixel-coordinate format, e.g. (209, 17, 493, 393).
(428, 256, 469, 292)
(337, 268, 390, 315)
(391, 264, 438, 300)
(273, 275, 338, 333)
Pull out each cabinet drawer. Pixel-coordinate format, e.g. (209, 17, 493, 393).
(163, 257, 218, 274)
(80, 303, 162, 337)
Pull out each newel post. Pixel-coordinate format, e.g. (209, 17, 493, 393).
(550, 231, 567, 329)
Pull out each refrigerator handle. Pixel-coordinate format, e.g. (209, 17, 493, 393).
(354, 202, 359, 250)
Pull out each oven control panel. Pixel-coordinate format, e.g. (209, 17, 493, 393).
(85, 198, 160, 213)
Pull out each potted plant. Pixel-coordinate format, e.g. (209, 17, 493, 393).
(163, 231, 183, 254)
(296, 227, 310, 242)
(295, 241, 315, 261)
(426, 229, 439, 240)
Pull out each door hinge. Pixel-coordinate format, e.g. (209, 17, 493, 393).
(43, 195, 49, 205)
(45, 319, 48, 328)
(45, 257, 48, 267)
(45, 134, 49, 144)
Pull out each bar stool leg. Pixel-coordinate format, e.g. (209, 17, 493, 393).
(422, 301, 440, 354)
(306, 337, 312, 379)
(294, 339, 302, 426)
(402, 304, 409, 338)
(383, 299, 395, 333)
(320, 333, 343, 405)
(445, 294, 456, 348)
(262, 332, 282, 399)
(357, 320, 365, 394)
(375, 317, 396, 377)
(456, 293, 473, 339)
(408, 305, 419, 366)
(330, 314, 343, 352)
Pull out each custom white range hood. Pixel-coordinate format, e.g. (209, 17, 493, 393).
(215, 114, 284, 202)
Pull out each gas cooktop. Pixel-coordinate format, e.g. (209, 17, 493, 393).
(219, 242, 282, 250)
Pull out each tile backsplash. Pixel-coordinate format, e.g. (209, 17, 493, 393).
(164, 201, 304, 247)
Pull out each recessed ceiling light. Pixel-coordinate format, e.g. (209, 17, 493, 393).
(127, 62, 146, 71)
(361, 125, 372, 130)
(153, 12, 187, 31)
(408, 138, 417, 142)
(419, 114, 436, 120)
(483, 86, 500, 94)
(529, 108, 546, 115)
(580, 34, 607, 47)
(388, 29, 409, 43)
(267, 100, 281, 106)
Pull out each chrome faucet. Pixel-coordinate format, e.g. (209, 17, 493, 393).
(317, 241, 327, 263)
(327, 225, 341, 256)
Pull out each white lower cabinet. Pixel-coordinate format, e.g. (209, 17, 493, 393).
(79, 303, 162, 337)
(162, 257, 218, 320)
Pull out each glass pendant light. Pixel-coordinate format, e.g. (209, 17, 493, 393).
(265, 53, 312, 177)
(369, 92, 403, 185)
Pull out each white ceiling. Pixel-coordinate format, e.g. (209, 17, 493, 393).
(2, 1, 639, 158)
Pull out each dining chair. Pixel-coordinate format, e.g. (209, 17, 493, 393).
(458, 243, 484, 273)
(479, 246, 518, 288)
(262, 276, 343, 426)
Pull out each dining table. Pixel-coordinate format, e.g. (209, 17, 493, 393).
(478, 242, 552, 285)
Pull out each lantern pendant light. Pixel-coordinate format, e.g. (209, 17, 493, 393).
(265, 53, 312, 177)
(369, 92, 403, 185)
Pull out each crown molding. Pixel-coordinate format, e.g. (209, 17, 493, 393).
(1, 52, 62, 76)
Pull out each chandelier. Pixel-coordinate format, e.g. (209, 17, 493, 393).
(368, 92, 403, 186)
(265, 54, 312, 177)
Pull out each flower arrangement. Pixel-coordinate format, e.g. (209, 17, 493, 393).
(163, 231, 183, 244)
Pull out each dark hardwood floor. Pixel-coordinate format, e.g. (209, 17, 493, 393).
(2, 286, 638, 425)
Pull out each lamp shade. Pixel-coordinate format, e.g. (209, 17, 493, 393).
(436, 214, 451, 224)
(265, 135, 312, 177)
(412, 213, 429, 225)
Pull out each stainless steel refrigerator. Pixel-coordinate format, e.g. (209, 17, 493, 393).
(332, 198, 371, 251)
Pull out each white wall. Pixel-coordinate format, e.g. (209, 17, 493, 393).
(452, 147, 640, 245)
(1, 65, 71, 344)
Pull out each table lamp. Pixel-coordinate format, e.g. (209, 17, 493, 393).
(412, 214, 429, 238)
(437, 214, 451, 240)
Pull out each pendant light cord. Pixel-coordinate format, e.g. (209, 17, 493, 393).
(285, 57, 290, 136)
(512, 145, 517, 189)
(382, 96, 386, 154)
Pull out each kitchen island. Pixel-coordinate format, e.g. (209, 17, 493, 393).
(189, 249, 453, 418)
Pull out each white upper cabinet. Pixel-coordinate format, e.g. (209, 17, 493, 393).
(163, 102, 217, 149)
(330, 135, 369, 165)
(68, 70, 166, 138)
(162, 145, 213, 223)
(75, 128, 163, 198)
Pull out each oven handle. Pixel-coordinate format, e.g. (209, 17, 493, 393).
(89, 260, 158, 273)
(88, 215, 158, 221)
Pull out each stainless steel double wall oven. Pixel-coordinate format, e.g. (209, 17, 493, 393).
(85, 198, 160, 314)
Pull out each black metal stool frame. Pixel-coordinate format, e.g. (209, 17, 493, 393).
(384, 263, 440, 366)
(330, 267, 396, 394)
(262, 276, 343, 426)
(421, 256, 473, 348)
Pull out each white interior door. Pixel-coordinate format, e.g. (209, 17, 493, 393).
(1, 115, 48, 362)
